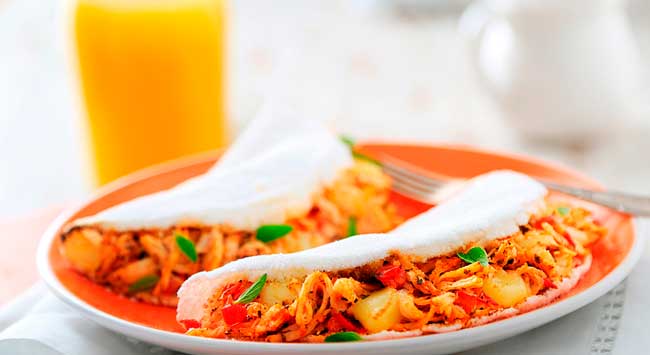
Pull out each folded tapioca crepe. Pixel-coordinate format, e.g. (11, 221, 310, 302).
(59, 106, 401, 306)
(177, 171, 606, 342)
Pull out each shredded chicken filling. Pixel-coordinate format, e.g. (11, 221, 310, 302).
(59, 161, 401, 306)
(188, 203, 605, 342)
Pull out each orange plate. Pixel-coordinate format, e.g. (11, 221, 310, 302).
(46, 143, 635, 333)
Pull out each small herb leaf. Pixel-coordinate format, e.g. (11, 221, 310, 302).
(256, 224, 293, 243)
(347, 217, 358, 237)
(175, 234, 198, 262)
(235, 273, 267, 304)
(352, 152, 382, 167)
(457, 247, 489, 266)
(557, 206, 571, 216)
(339, 135, 356, 149)
(325, 331, 363, 342)
(339, 135, 381, 166)
(128, 275, 159, 294)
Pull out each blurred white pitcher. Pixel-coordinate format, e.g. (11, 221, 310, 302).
(460, 0, 645, 142)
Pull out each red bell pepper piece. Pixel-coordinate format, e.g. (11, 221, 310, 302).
(543, 278, 558, 289)
(222, 303, 248, 326)
(328, 310, 364, 333)
(455, 291, 499, 314)
(454, 291, 478, 314)
(375, 265, 407, 289)
(479, 293, 498, 306)
(532, 216, 555, 230)
(561, 231, 576, 247)
(179, 319, 201, 329)
(221, 280, 252, 301)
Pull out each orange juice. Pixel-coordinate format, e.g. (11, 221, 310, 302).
(73, 0, 227, 185)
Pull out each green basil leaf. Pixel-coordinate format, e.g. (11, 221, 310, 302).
(235, 273, 267, 304)
(339, 135, 381, 166)
(339, 135, 356, 149)
(325, 331, 363, 342)
(128, 275, 159, 294)
(352, 151, 382, 167)
(557, 206, 571, 216)
(175, 234, 198, 262)
(256, 224, 293, 243)
(457, 246, 489, 267)
(347, 217, 358, 237)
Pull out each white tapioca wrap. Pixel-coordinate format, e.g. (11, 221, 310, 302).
(68, 105, 353, 232)
(177, 170, 557, 325)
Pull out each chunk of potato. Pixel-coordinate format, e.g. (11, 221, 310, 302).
(260, 281, 299, 305)
(483, 270, 529, 307)
(110, 257, 158, 285)
(61, 230, 102, 275)
(350, 287, 401, 333)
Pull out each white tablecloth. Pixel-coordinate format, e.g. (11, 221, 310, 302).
(0, 220, 647, 355)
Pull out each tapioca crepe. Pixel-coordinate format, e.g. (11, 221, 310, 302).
(70, 105, 353, 231)
(177, 171, 546, 319)
(59, 105, 402, 306)
(177, 170, 605, 342)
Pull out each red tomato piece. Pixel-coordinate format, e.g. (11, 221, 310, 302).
(532, 216, 555, 230)
(543, 278, 558, 289)
(328, 310, 364, 333)
(222, 303, 248, 326)
(561, 231, 576, 247)
(179, 319, 201, 329)
(375, 265, 407, 289)
(454, 291, 479, 314)
(479, 293, 498, 306)
(221, 281, 252, 301)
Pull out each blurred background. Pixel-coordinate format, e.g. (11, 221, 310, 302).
(1, 0, 649, 218)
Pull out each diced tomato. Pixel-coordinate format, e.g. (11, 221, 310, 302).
(328, 310, 364, 333)
(221, 281, 252, 301)
(456, 291, 499, 314)
(543, 278, 558, 289)
(375, 265, 407, 289)
(532, 216, 555, 230)
(275, 307, 293, 326)
(179, 319, 201, 329)
(479, 293, 498, 306)
(561, 231, 576, 247)
(454, 291, 478, 314)
(222, 303, 248, 326)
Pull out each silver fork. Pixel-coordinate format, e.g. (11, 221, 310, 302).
(379, 156, 650, 217)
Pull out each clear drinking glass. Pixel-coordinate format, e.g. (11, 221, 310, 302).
(71, 0, 228, 185)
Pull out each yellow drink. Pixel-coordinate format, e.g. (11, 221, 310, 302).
(73, 0, 227, 185)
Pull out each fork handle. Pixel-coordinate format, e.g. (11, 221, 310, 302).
(543, 182, 650, 217)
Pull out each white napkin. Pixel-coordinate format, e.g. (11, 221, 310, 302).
(1, 219, 648, 355)
(0, 284, 178, 355)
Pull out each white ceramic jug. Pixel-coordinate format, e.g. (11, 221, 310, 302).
(460, 0, 645, 142)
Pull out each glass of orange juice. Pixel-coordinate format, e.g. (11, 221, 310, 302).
(71, 0, 227, 186)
